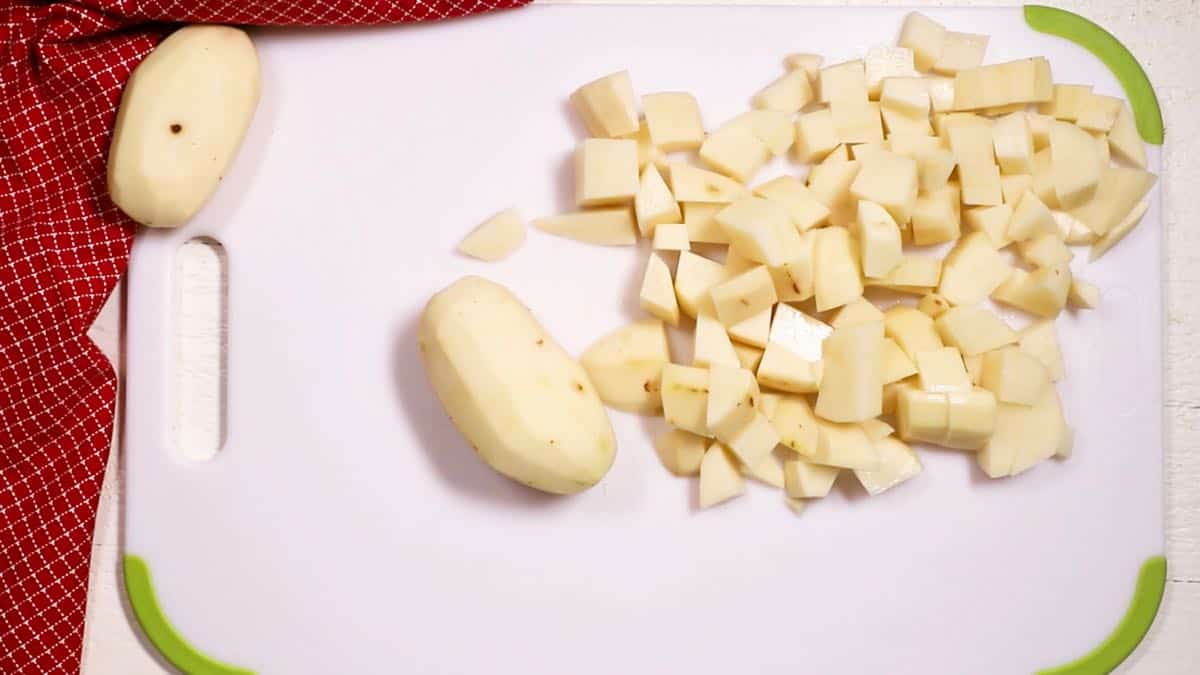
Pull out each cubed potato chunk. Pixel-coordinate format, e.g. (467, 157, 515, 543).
(694, 312, 741, 369)
(683, 202, 729, 244)
(1108, 103, 1146, 168)
(1069, 166, 1157, 236)
(674, 251, 728, 317)
(850, 152, 919, 225)
(813, 420, 880, 470)
(754, 69, 815, 113)
(794, 109, 841, 163)
(915, 346, 971, 393)
(865, 255, 942, 292)
(992, 112, 1035, 175)
(855, 437, 922, 495)
(655, 429, 707, 476)
(571, 70, 639, 138)
(951, 58, 1052, 110)
(943, 387, 996, 449)
(733, 342, 765, 371)
(1030, 148, 1061, 209)
(895, 384, 949, 445)
(807, 159, 863, 227)
(865, 46, 918, 99)
(699, 443, 746, 508)
(813, 226, 864, 311)
(784, 458, 840, 498)
(881, 108, 934, 137)
(581, 319, 671, 415)
(643, 91, 705, 151)
(884, 305, 944, 360)
(1076, 93, 1122, 133)
(1068, 278, 1101, 309)
(1048, 121, 1102, 209)
(640, 252, 680, 326)
(1037, 84, 1092, 121)
(831, 99, 884, 144)
(651, 222, 690, 252)
(728, 307, 772, 348)
(946, 115, 1002, 206)
(934, 306, 1017, 356)
(419, 277, 615, 494)
(635, 164, 682, 237)
(964, 204, 1014, 248)
(577, 138, 639, 207)
(820, 60, 869, 103)
(898, 12, 946, 72)
(1017, 232, 1073, 267)
(763, 392, 820, 457)
(882, 337, 918, 383)
(1018, 320, 1065, 381)
(534, 208, 637, 246)
(661, 364, 712, 436)
(932, 32, 988, 75)
(979, 388, 1066, 477)
(910, 184, 961, 245)
(757, 304, 830, 393)
(743, 451, 787, 488)
(880, 77, 930, 117)
(815, 321, 884, 423)
(723, 110, 796, 156)
(722, 411, 781, 467)
(857, 200, 903, 278)
(938, 232, 1012, 305)
(699, 125, 770, 183)
(710, 266, 777, 327)
(981, 347, 1050, 406)
(458, 208, 526, 261)
(669, 163, 750, 203)
(1007, 189, 1056, 242)
(1000, 174, 1034, 206)
(830, 297, 886, 328)
(753, 176, 831, 231)
(991, 264, 1071, 318)
(717, 197, 802, 267)
(707, 364, 761, 439)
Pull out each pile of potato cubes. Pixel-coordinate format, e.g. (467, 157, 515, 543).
(526, 11, 1158, 513)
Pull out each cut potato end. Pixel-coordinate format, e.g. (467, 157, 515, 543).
(699, 443, 746, 508)
(458, 208, 526, 261)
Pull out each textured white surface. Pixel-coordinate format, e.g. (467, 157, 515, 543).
(81, 1, 1200, 673)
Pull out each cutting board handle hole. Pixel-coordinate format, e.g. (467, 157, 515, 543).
(171, 237, 228, 462)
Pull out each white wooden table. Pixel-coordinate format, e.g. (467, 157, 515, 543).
(78, 0, 1200, 671)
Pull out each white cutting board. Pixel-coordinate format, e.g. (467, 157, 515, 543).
(124, 5, 1164, 674)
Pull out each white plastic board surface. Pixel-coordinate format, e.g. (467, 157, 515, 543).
(123, 5, 1164, 674)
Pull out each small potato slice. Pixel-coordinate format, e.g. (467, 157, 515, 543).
(458, 209, 526, 261)
(581, 319, 671, 415)
(699, 443, 746, 508)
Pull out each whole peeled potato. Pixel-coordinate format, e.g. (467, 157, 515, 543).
(107, 25, 260, 228)
(418, 276, 617, 494)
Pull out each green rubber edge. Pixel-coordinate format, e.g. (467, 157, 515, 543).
(1023, 5, 1163, 144)
(123, 555, 255, 675)
(1037, 556, 1167, 675)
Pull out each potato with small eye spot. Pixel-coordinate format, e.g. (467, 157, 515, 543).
(419, 277, 616, 494)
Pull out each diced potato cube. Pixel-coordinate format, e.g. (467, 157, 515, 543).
(813, 420, 880, 470)
(661, 364, 711, 436)
(992, 112, 1034, 175)
(913, 149, 957, 193)
(1090, 199, 1150, 261)
(581, 319, 671, 415)
(964, 204, 1013, 248)
(458, 208, 526, 262)
(699, 442, 746, 508)
(991, 264, 1072, 318)
(865, 46, 918, 99)
(634, 164, 682, 237)
(1018, 319, 1065, 381)
(882, 108, 934, 137)
(773, 230, 817, 302)
(710, 266, 777, 327)
(861, 417, 894, 441)
(1069, 166, 1157, 235)
(654, 429, 707, 476)
(851, 142, 890, 162)
(707, 364, 761, 439)
(716, 197, 802, 267)
(534, 208, 638, 246)
(815, 321, 884, 423)
(625, 120, 667, 172)
(1108, 103, 1146, 168)
(651, 222, 690, 251)
(794, 109, 841, 163)
(643, 91, 705, 151)
(722, 110, 795, 156)
(895, 384, 949, 445)
(938, 232, 1012, 305)
(1000, 174, 1033, 206)
(981, 388, 1066, 477)
(699, 125, 770, 183)
(743, 451, 787, 488)
(640, 253, 680, 326)
(674, 251, 728, 317)
(571, 71, 639, 138)
(1076, 93, 1122, 133)
(915, 346, 971, 393)
(1038, 84, 1092, 121)
(756, 304, 830, 393)
(577, 138, 639, 206)
(917, 293, 951, 319)
(952, 58, 1053, 110)
(943, 387, 996, 449)
(981, 347, 1049, 405)
(683, 202, 729, 244)
(932, 32, 988, 75)
(831, 99, 884, 144)
(857, 200, 904, 277)
(754, 69, 814, 113)
(946, 115, 1002, 206)
(1049, 121, 1102, 209)
(855, 437, 922, 495)
(1068, 278, 1101, 309)
(866, 255, 942, 291)
(765, 393, 820, 457)
(723, 411, 780, 467)
(1007, 189, 1056, 242)
(807, 160, 863, 227)
(728, 307, 771, 348)
(850, 152, 919, 225)
(880, 77, 930, 117)
(753, 176, 830, 231)
(884, 305, 944, 359)
(1055, 211, 1097, 246)
(733, 342, 765, 371)
(910, 184, 961, 245)
(694, 312, 740, 369)
(898, 12, 947, 72)
(882, 336, 919, 385)
(784, 458, 840, 498)
(813, 226, 864, 311)
(934, 306, 1017, 356)
(1018, 232, 1073, 267)
(820, 60, 869, 102)
(831, 297, 886, 328)
(926, 77, 957, 112)
(668, 163, 750, 203)
(785, 53, 824, 80)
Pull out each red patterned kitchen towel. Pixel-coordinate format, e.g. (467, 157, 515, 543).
(0, 1, 528, 672)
